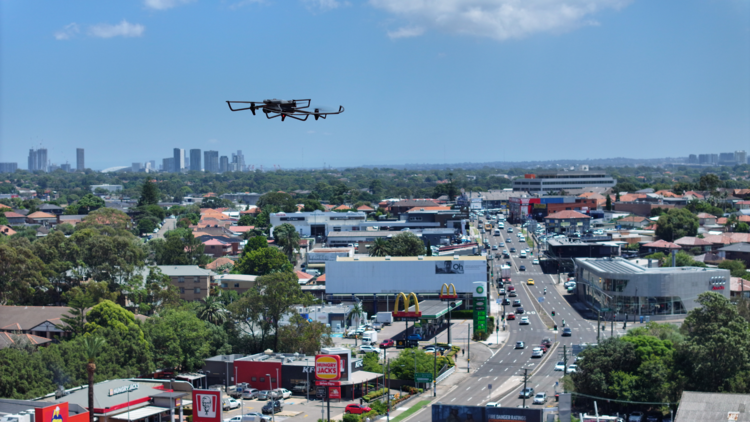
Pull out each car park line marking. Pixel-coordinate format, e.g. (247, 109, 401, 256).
(466, 387, 471, 391)
(451, 398, 456, 402)
(494, 377, 498, 381)
(468, 397, 473, 401)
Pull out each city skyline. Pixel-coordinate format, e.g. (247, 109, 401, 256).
(1, 1, 749, 169)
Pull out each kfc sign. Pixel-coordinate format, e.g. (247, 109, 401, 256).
(315, 354, 341, 380)
(192, 389, 222, 422)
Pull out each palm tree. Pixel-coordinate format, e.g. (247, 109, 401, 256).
(369, 238, 391, 257)
(82, 336, 106, 422)
(350, 302, 363, 347)
(197, 296, 228, 325)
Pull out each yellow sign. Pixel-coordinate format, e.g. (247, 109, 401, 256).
(439, 283, 457, 298)
(393, 292, 420, 315)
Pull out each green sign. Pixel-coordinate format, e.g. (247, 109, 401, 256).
(473, 297, 488, 333)
(415, 372, 433, 383)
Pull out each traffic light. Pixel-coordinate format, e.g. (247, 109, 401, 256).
(552, 311, 556, 317)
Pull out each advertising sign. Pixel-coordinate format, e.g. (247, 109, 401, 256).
(328, 387, 341, 400)
(473, 281, 488, 334)
(432, 405, 542, 422)
(36, 402, 69, 422)
(315, 354, 342, 380)
(436, 261, 465, 274)
(192, 389, 222, 422)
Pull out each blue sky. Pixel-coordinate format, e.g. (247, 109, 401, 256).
(1, 0, 749, 170)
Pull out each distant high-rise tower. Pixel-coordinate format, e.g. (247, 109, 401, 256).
(163, 157, 175, 173)
(204, 150, 219, 173)
(173, 148, 185, 173)
(219, 156, 229, 173)
(28, 148, 48, 172)
(190, 149, 202, 171)
(76, 148, 85, 171)
(735, 150, 747, 165)
(236, 150, 246, 171)
(0, 163, 18, 173)
(688, 154, 697, 164)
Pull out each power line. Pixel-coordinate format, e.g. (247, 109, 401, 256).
(569, 391, 676, 406)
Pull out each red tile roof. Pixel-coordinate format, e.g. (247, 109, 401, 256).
(316, 274, 326, 282)
(357, 205, 375, 211)
(206, 257, 235, 270)
(655, 190, 681, 198)
(407, 206, 452, 212)
(0, 203, 10, 209)
(228, 226, 255, 233)
(642, 240, 681, 249)
(545, 210, 591, 220)
(620, 216, 648, 223)
(696, 213, 716, 219)
(295, 271, 314, 280)
(203, 239, 230, 246)
(334, 205, 351, 210)
(0, 225, 16, 236)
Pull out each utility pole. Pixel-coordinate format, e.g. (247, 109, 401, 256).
(467, 323, 471, 373)
(597, 311, 601, 343)
(522, 368, 529, 408)
(563, 345, 568, 378)
(386, 359, 391, 422)
(433, 334, 437, 397)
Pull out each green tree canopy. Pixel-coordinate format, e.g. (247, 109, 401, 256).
(388, 232, 426, 256)
(256, 192, 297, 213)
(144, 308, 211, 371)
(137, 181, 160, 206)
(655, 208, 699, 241)
(76, 194, 105, 215)
(234, 246, 293, 275)
(273, 223, 301, 262)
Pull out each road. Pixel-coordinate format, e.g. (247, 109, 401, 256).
(409, 216, 622, 419)
(153, 217, 176, 240)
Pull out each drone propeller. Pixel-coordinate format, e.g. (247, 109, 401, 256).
(308, 105, 345, 120)
(226, 101, 264, 115)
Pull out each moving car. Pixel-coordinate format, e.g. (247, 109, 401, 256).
(485, 402, 500, 408)
(519, 265, 526, 271)
(345, 404, 372, 415)
(508, 291, 518, 297)
(532, 259, 539, 265)
(359, 345, 379, 353)
(519, 316, 530, 325)
(498, 288, 506, 295)
(518, 387, 534, 398)
(510, 247, 517, 253)
(515, 307, 525, 314)
(506, 313, 516, 320)
(567, 364, 577, 373)
(531, 347, 543, 357)
(407, 333, 422, 341)
(554, 362, 566, 371)
(541, 338, 552, 347)
(502, 298, 511, 305)
(533, 392, 547, 404)
(562, 327, 572, 337)
(513, 300, 522, 307)
(515, 341, 525, 349)
(527, 279, 534, 285)
(261, 400, 283, 414)
(380, 339, 395, 349)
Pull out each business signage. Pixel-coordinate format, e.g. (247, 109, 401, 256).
(436, 261, 465, 274)
(109, 384, 139, 396)
(315, 380, 341, 387)
(192, 389, 222, 422)
(328, 387, 341, 400)
(473, 282, 488, 334)
(709, 277, 726, 291)
(315, 354, 342, 380)
(36, 402, 69, 422)
(432, 404, 542, 422)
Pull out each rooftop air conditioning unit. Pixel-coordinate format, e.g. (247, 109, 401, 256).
(354, 256, 359, 260)
(418, 256, 424, 260)
(385, 256, 391, 260)
(454, 255, 460, 260)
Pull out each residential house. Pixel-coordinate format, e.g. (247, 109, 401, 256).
(333, 205, 352, 211)
(674, 236, 714, 253)
(718, 243, 750, 267)
(735, 200, 750, 210)
(203, 238, 232, 258)
(682, 191, 705, 200)
(59, 214, 86, 226)
(228, 225, 254, 235)
(730, 277, 750, 299)
(641, 239, 681, 255)
(0, 332, 53, 350)
(39, 204, 64, 216)
(214, 274, 258, 295)
(0, 305, 74, 339)
(26, 211, 58, 225)
(618, 215, 650, 229)
(696, 213, 717, 226)
(0, 225, 16, 237)
(4, 211, 26, 225)
(157, 265, 215, 301)
(295, 270, 314, 285)
(205, 257, 235, 272)
(356, 205, 375, 213)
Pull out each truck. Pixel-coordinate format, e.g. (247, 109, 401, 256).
(361, 330, 378, 345)
(500, 265, 511, 282)
(376, 312, 393, 325)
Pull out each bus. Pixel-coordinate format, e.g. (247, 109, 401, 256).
(484, 223, 493, 231)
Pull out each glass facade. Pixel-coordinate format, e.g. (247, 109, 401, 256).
(578, 268, 686, 316)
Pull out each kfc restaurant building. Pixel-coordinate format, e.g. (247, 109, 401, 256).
(233, 348, 383, 401)
(38, 379, 190, 422)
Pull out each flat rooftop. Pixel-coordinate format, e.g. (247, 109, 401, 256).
(336, 255, 486, 262)
(406, 299, 463, 319)
(576, 257, 727, 274)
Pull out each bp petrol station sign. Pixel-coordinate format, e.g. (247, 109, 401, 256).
(473, 281, 488, 334)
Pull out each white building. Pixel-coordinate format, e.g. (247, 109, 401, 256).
(512, 169, 616, 193)
(90, 184, 123, 193)
(269, 211, 367, 238)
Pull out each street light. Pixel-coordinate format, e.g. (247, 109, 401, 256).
(266, 374, 275, 422)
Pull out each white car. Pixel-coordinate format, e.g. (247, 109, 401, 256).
(531, 347, 543, 358)
(359, 345, 379, 353)
(567, 364, 578, 373)
(532, 259, 539, 265)
(499, 288, 506, 295)
(554, 361, 565, 371)
(272, 388, 292, 399)
(532, 392, 547, 404)
(485, 402, 500, 408)
(519, 317, 530, 325)
(224, 398, 241, 410)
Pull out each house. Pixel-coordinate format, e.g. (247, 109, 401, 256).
(703, 233, 750, 249)
(696, 213, 717, 226)
(718, 243, 750, 267)
(674, 236, 714, 253)
(0, 305, 74, 339)
(4, 211, 26, 225)
(26, 211, 58, 225)
(333, 204, 352, 211)
(675, 391, 750, 422)
(641, 239, 681, 255)
(157, 265, 215, 301)
(205, 257, 235, 271)
(295, 270, 314, 285)
(544, 210, 592, 234)
(228, 225, 254, 235)
(0, 332, 53, 350)
(356, 205, 375, 212)
(39, 204, 64, 216)
(203, 238, 232, 258)
(213, 274, 258, 295)
(682, 191, 705, 200)
(730, 277, 750, 299)
(618, 215, 650, 229)
(735, 200, 750, 210)
(0, 225, 16, 236)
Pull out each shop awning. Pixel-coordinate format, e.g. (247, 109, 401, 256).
(111, 406, 170, 421)
(340, 371, 384, 386)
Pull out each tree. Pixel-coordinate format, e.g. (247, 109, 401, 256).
(369, 238, 391, 257)
(196, 296, 228, 326)
(0, 243, 47, 305)
(277, 315, 334, 355)
(678, 292, 750, 393)
(238, 214, 255, 226)
(301, 199, 324, 212)
(698, 174, 722, 192)
(255, 272, 314, 352)
(84, 301, 148, 350)
(605, 195, 612, 211)
(718, 260, 747, 278)
(82, 336, 106, 422)
(243, 236, 269, 255)
(137, 181, 160, 206)
(655, 208, 699, 241)
(736, 222, 750, 233)
(144, 308, 211, 371)
(256, 192, 297, 213)
(201, 197, 229, 209)
(388, 232, 426, 256)
(235, 247, 293, 276)
(76, 194, 105, 214)
(57, 294, 94, 337)
(273, 223, 301, 262)
(0, 211, 7, 226)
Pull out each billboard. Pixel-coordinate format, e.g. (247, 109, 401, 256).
(192, 389, 222, 422)
(432, 404, 542, 422)
(436, 261, 465, 274)
(315, 354, 342, 380)
(36, 402, 68, 422)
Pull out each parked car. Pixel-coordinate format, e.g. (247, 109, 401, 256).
(518, 388, 534, 399)
(224, 398, 241, 411)
(380, 339, 395, 349)
(359, 345, 379, 354)
(533, 392, 547, 404)
(242, 388, 259, 399)
(345, 404, 372, 415)
(261, 400, 283, 415)
(271, 388, 291, 399)
(499, 288, 506, 295)
(628, 411, 644, 422)
(257, 390, 271, 400)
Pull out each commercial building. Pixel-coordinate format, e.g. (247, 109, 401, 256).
(162, 157, 174, 173)
(214, 274, 258, 295)
(220, 192, 261, 205)
(28, 148, 48, 172)
(76, 148, 85, 170)
(544, 210, 591, 234)
(270, 211, 367, 238)
(574, 257, 730, 319)
(203, 150, 219, 173)
(674, 391, 750, 422)
(172, 148, 184, 173)
(0, 163, 18, 173)
(219, 156, 229, 173)
(189, 149, 201, 171)
(511, 169, 615, 194)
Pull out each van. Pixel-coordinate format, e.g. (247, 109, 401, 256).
(520, 251, 527, 258)
(498, 222, 505, 229)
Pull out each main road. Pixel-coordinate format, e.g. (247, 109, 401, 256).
(409, 216, 621, 419)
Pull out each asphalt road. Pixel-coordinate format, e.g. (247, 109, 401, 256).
(409, 217, 615, 419)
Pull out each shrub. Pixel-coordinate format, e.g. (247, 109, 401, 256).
(363, 388, 388, 402)
(343, 414, 360, 422)
(369, 400, 388, 414)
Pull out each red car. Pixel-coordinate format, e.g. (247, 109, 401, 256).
(538, 345, 548, 353)
(380, 339, 395, 349)
(506, 314, 516, 320)
(345, 404, 372, 415)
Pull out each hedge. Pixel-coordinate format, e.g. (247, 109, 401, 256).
(363, 387, 388, 403)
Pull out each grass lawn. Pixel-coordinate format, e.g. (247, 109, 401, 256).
(390, 400, 431, 422)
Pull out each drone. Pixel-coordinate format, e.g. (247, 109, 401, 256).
(226, 98, 344, 121)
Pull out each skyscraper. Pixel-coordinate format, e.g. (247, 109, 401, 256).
(163, 157, 175, 173)
(219, 156, 229, 173)
(0, 163, 18, 173)
(173, 148, 185, 173)
(236, 150, 245, 171)
(27, 148, 48, 172)
(190, 149, 202, 171)
(76, 148, 85, 171)
(735, 150, 747, 165)
(204, 150, 219, 173)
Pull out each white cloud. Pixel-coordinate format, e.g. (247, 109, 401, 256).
(54, 23, 80, 40)
(88, 20, 145, 38)
(387, 26, 425, 39)
(144, 0, 196, 10)
(302, 0, 345, 11)
(370, 0, 632, 41)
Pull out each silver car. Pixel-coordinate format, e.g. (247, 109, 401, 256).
(533, 392, 547, 404)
